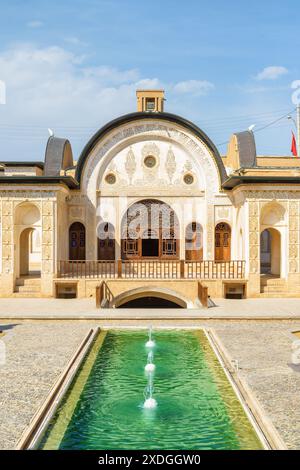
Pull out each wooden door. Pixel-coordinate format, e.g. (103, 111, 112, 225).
(185, 222, 203, 261)
(215, 223, 231, 261)
(69, 222, 85, 260)
(98, 223, 115, 260)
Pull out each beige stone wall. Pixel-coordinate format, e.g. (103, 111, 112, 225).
(3, 184, 300, 299)
(0, 186, 69, 297)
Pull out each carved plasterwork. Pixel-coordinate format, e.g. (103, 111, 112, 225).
(141, 142, 160, 159)
(42, 200, 54, 274)
(248, 200, 260, 274)
(84, 122, 220, 197)
(216, 206, 231, 221)
(165, 146, 176, 183)
(124, 147, 136, 184)
(289, 200, 299, 273)
(69, 206, 84, 219)
(1, 199, 13, 273)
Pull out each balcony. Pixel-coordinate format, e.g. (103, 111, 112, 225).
(57, 260, 246, 280)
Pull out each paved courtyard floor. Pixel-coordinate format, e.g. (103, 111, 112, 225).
(0, 297, 300, 319)
(0, 318, 300, 449)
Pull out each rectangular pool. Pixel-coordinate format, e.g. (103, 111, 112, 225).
(38, 330, 264, 450)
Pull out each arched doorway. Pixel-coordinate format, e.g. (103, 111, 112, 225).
(15, 202, 41, 277)
(260, 228, 281, 276)
(97, 222, 115, 260)
(69, 222, 86, 260)
(185, 222, 203, 260)
(19, 227, 41, 276)
(215, 223, 231, 261)
(121, 199, 179, 259)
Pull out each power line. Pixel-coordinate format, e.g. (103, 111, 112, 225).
(216, 108, 296, 147)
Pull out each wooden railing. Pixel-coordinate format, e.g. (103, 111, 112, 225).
(96, 281, 114, 308)
(122, 260, 182, 279)
(198, 282, 208, 308)
(58, 260, 118, 279)
(58, 260, 245, 280)
(185, 260, 245, 279)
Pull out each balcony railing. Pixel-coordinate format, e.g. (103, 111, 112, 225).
(58, 260, 245, 280)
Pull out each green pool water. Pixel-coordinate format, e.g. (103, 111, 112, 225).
(39, 330, 263, 450)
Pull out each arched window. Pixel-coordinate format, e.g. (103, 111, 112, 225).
(69, 222, 86, 260)
(185, 222, 203, 260)
(215, 223, 231, 261)
(121, 199, 179, 259)
(97, 222, 115, 260)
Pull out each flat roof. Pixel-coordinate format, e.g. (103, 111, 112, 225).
(0, 175, 78, 189)
(0, 161, 44, 169)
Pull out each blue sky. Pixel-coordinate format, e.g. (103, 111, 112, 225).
(0, 0, 299, 161)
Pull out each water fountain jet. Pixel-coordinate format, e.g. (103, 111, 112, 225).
(145, 326, 155, 348)
(143, 372, 157, 409)
(145, 350, 155, 373)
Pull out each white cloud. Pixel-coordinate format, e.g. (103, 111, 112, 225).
(0, 43, 145, 123)
(64, 36, 88, 47)
(27, 20, 44, 29)
(173, 79, 214, 95)
(0, 43, 211, 127)
(255, 66, 288, 81)
(0, 43, 216, 160)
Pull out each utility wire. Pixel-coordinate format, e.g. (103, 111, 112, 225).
(216, 108, 296, 147)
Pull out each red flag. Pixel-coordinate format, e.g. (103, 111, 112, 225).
(291, 131, 298, 156)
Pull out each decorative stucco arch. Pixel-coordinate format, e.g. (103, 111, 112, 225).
(76, 112, 226, 186)
(78, 113, 225, 204)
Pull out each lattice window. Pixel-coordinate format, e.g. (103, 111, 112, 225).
(162, 238, 177, 256)
(124, 239, 139, 256)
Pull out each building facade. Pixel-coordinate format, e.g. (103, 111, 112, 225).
(0, 90, 300, 306)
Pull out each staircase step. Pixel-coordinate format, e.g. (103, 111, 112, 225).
(15, 285, 41, 293)
(259, 292, 300, 298)
(262, 286, 287, 293)
(16, 277, 41, 287)
(11, 292, 42, 298)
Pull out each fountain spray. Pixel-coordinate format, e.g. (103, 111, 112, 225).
(143, 371, 157, 409)
(145, 350, 155, 373)
(146, 326, 155, 348)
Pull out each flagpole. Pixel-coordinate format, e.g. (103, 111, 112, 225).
(297, 104, 300, 157)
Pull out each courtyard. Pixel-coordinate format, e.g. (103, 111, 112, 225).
(0, 298, 300, 449)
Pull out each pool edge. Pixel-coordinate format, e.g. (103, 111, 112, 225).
(205, 328, 287, 451)
(16, 327, 101, 450)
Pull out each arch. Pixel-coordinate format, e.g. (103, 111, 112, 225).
(19, 227, 41, 275)
(260, 228, 281, 276)
(97, 222, 115, 260)
(15, 202, 40, 226)
(113, 286, 188, 308)
(14, 202, 42, 277)
(185, 222, 203, 260)
(69, 222, 86, 260)
(260, 201, 286, 226)
(121, 199, 179, 259)
(215, 222, 231, 261)
(75, 112, 226, 185)
(44, 136, 73, 176)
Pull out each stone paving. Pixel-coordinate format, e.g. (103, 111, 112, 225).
(0, 321, 95, 449)
(1, 297, 300, 319)
(0, 319, 300, 449)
